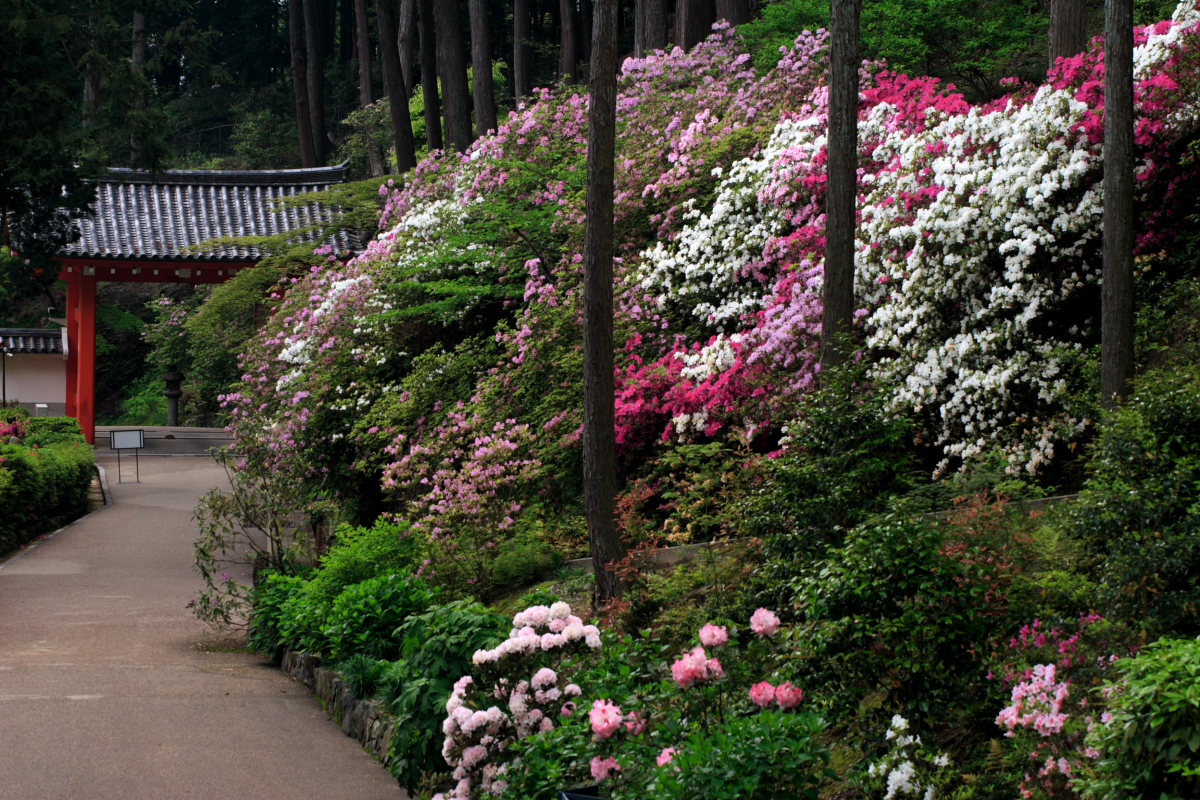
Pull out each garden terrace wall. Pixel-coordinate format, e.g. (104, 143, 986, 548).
(280, 650, 395, 763)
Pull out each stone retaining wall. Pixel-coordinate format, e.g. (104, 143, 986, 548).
(280, 650, 395, 763)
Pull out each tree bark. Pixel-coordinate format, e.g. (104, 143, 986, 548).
(822, 0, 860, 374)
(715, 0, 752, 25)
(676, 0, 716, 49)
(468, 0, 497, 135)
(1102, 0, 1134, 406)
(398, 0, 417, 95)
(377, 0, 417, 171)
(417, 0, 442, 150)
(303, 0, 328, 162)
(356, 0, 385, 176)
(290, 0, 319, 167)
(583, 0, 626, 609)
(559, 0, 579, 81)
(1049, 0, 1089, 64)
(643, 0, 667, 50)
(514, 0, 532, 99)
(432, 0, 472, 151)
(130, 9, 147, 168)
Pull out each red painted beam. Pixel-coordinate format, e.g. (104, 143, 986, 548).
(57, 259, 256, 285)
(76, 274, 97, 444)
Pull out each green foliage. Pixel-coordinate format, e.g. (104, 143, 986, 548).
(22, 417, 85, 447)
(0, 439, 94, 555)
(247, 571, 310, 654)
(644, 710, 832, 800)
(106, 372, 168, 426)
(385, 600, 509, 790)
(1070, 364, 1200, 633)
(1079, 637, 1200, 800)
(321, 572, 438, 663)
(336, 654, 391, 699)
(788, 515, 996, 726)
(500, 710, 595, 799)
(308, 517, 424, 604)
(740, 0, 1050, 100)
(491, 531, 563, 588)
(276, 578, 332, 655)
(749, 365, 919, 572)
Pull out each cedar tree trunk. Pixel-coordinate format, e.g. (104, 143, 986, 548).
(1102, 0, 1134, 405)
(822, 0, 860, 373)
(583, 0, 627, 608)
(432, 0, 472, 151)
(378, 0, 417, 171)
(468, 0, 498, 135)
(417, 0, 442, 150)
(291, 0, 319, 167)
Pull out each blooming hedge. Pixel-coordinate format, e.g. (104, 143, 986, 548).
(219, 3, 1200, 565)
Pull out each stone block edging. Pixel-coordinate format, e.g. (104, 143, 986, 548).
(280, 649, 396, 764)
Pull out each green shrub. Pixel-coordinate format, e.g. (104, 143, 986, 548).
(384, 600, 509, 790)
(22, 416, 85, 447)
(276, 578, 332, 656)
(490, 531, 562, 588)
(247, 572, 310, 654)
(787, 515, 998, 727)
(322, 572, 438, 662)
(309, 517, 424, 603)
(1079, 637, 1200, 800)
(336, 654, 391, 699)
(644, 710, 831, 800)
(0, 439, 94, 555)
(1070, 364, 1200, 634)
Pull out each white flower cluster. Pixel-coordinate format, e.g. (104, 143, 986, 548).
(675, 333, 743, 381)
(857, 85, 1103, 473)
(866, 715, 949, 800)
(636, 117, 826, 331)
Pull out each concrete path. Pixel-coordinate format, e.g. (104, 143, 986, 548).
(0, 451, 403, 800)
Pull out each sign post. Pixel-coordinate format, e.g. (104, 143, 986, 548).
(111, 429, 145, 484)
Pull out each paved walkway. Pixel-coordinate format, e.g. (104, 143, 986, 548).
(0, 450, 403, 800)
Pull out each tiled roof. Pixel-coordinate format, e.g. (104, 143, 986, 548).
(0, 329, 66, 355)
(62, 163, 357, 262)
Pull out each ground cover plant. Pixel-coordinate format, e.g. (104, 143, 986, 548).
(196, 2, 1200, 796)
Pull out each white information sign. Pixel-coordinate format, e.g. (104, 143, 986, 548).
(111, 429, 145, 450)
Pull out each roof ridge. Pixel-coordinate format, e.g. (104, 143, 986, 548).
(99, 161, 350, 187)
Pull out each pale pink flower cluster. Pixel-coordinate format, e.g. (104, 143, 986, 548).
(750, 607, 781, 636)
(748, 680, 804, 709)
(589, 699, 625, 739)
(471, 602, 601, 667)
(699, 623, 729, 647)
(670, 645, 725, 688)
(590, 755, 621, 781)
(656, 747, 677, 766)
(436, 603, 596, 799)
(995, 663, 1071, 737)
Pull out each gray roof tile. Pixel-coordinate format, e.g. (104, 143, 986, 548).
(0, 329, 65, 355)
(63, 164, 356, 261)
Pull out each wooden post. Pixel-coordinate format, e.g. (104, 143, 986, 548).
(65, 269, 97, 443)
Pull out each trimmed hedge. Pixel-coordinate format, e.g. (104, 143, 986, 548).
(1, 421, 95, 555)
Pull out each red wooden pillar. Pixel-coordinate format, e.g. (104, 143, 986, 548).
(65, 270, 97, 444)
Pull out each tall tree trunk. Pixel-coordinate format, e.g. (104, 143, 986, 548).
(377, 0, 417, 171)
(432, 0, 472, 151)
(514, 0, 532, 99)
(822, 0, 860, 373)
(580, 0, 593, 69)
(82, 5, 102, 131)
(130, 9, 146, 168)
(398, 0, 417, 95)
(468, 0, 497, 134)
(417, 0, 442, 150)
(559, 0, 579, 81)
(1049, 0, 1089, 64)
(1102, 0, 1134, 406)
(583, 0, 626, 609)
(356, 0, 385, 176)
(303, 0, 328, 162)
(676, 0, 716, 49)
(634, 0, 646, 56)
(715, 0, 751, 25)
(643, 0, 667, 50)
(291, 0, 319, 167)
(339, 0, 355, 62)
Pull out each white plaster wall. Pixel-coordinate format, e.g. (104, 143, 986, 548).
(3, 354, 67, 407)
